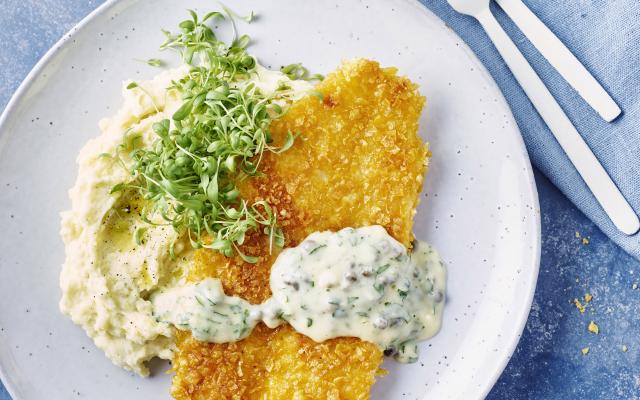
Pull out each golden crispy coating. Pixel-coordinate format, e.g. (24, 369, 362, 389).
(269, 59, 428, 248)
(173, 325, 384, 400)
(171, 59, 427, 400)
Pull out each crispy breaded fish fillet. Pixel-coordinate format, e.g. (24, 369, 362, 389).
(171, 59, 428, 400)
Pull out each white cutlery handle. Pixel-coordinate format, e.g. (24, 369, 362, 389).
(495, 0, 621, 122)
(476, 10, 639, 235)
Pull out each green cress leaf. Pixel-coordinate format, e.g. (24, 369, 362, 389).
(179, 19, 195, 33)
(233, 34, 251, 49)
(146, 58, 163, 67)
(236, 249, 259, 264)
(221, 5, 255, 23)
(172, 100, 194, 121)
(241, 11, 255, 23)
(134, 227, 148, 246)
(280, 63, 324, 82)
(273, 132, 297, 154)
(110, 182, 126, 194)
(203, 11, 224, 22)
(187, 9, 198, 24)
(206, 173, 219, 202)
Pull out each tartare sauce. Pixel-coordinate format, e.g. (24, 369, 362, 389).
(152, 226, 446, 362)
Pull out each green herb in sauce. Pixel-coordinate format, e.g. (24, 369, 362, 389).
(153, 278, 259, 343)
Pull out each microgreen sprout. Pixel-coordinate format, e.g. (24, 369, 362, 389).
(135, 58, 164, 67)
(113, 8, 322, 262)
(281, 63, 324, 82)
(146, 58, 163, 67)
(108, 9, 288, 262)
(125, 82, 160, 113)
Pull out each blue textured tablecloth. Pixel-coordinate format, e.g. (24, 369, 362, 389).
(420, 0, 640, 260)
(1, 1, 639, 399)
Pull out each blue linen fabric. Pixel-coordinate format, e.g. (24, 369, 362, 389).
(420, 0, 640, 260)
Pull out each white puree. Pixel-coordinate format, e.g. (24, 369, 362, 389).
(59, 64, 310, 375)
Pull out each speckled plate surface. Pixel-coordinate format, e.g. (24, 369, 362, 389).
(0, 0, 540, 399)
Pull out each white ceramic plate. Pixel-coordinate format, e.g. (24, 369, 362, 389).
(0, 1, 540, 399)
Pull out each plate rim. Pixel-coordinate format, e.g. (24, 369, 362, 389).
(401, 2, 541, 397)
(0, 0, 542, 398)
(0, 2, 121, 398)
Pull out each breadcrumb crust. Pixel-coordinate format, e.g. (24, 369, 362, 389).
(171, 59, 427, 400)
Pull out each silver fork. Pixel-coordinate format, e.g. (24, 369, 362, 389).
(446, 0, 639, 235)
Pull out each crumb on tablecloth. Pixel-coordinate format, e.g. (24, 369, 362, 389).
(574, 231, 589, 245)
(574, 298, 586, 313)
(573, 293, 593, 313)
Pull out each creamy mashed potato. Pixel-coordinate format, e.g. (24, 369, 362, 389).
(59, 64, 309, 375)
